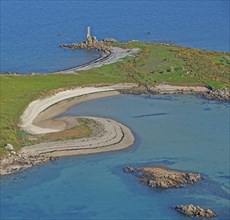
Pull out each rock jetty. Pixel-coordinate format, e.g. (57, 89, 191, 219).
(175, 204, 217, 218)
(123, 166, 202, 189)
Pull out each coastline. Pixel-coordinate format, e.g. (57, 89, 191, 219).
(1, 84, 137, 175)
(1, 83, 228, 175)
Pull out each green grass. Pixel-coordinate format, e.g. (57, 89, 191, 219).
(1, 42, 229, 154)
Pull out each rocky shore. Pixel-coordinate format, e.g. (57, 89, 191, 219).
(1, 153, 56, 175)
(119, 83, 230, 101)
(123, 166, 202, 189)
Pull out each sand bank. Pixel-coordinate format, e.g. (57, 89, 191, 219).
(20, 84, 137, 152)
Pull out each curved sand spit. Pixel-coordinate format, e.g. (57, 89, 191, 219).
(20, 84, 136, 157)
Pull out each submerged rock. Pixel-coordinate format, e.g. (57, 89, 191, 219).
(124, 166, 202, 189)
(123, 166, 139, 173)
(175, 204, 217, 218)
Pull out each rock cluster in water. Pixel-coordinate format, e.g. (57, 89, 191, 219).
(175, 204, 217, 218)
(124, 166, 219, 217)
(123, 166, 202, 189)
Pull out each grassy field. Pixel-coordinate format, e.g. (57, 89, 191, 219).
(1, 42, 229, 154)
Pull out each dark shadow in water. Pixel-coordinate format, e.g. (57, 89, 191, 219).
(218, 175, 230, 180)
(143, 95, 177, 101)
(132, 113, 169, 118)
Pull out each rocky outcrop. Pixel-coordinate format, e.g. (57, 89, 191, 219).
(102, 38, 118, 43)
(175, 204, 217, 218)
(124, 166, 202, 189)
(202, 89, 230, 101)
(60, 42, 112, 54)
(0, 153, 56, 175)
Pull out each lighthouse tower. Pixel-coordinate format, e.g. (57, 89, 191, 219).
(86, 25, 97, 43)
(87, 25, 91, 39)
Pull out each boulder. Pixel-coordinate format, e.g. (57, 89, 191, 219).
(5, 143, 14, 151)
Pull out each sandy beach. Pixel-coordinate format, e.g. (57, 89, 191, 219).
(21, 84, 137, 146)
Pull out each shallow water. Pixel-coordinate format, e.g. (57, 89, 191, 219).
(1, 0, 229, 73)
(1, 95, 229, 219)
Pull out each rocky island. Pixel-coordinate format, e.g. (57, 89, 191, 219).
(123, 166, 202, 189)
(175, 204, 217, 218)
(60, 26, 114, 53)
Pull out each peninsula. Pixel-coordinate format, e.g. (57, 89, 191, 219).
(0, 27, 229, 175)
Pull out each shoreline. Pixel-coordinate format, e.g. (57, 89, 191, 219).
(1, 83, 228, 175)
(1, 84, 137, 175)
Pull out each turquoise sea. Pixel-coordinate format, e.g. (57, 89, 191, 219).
(1, 1, 229, 219)
(0, 0, 229, 73)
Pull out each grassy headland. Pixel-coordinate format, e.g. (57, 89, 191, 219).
(1, 42, 229, 154)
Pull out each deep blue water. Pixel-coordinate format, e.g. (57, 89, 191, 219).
(1, 0, 229, 73)
(1, 95, 229, 219)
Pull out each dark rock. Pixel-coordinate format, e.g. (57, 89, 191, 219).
(175, 204, 217, 218)
(123, 166, 138, 173)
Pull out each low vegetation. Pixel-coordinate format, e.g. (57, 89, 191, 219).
(1, 42, 229, 155)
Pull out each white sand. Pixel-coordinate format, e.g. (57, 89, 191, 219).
(21, 84, 136, 134)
